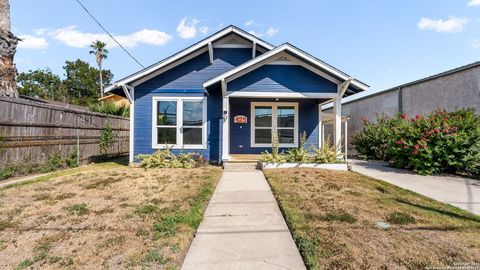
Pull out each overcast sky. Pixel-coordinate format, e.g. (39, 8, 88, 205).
(11, 0, 480, 100)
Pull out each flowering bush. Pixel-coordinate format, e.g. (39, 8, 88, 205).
(352, 109, 480, 175)
(136, 148, 205, 169)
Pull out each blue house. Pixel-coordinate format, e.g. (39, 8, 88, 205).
(105, 25, 368, 164)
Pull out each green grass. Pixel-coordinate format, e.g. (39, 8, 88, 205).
(265, 168, 480, 270)
(64, 203, 89, 215)
(14, 259, 33, 270)
(135, 204, 158, 215)
(1, 158, 127, 190)
(386, 211, 416, 225)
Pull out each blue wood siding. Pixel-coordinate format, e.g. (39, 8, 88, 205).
(136, 48, 253, 92)
(229, 98, 319, 154)
(133, 48, 255, 162)
(228, 65, 337, 93)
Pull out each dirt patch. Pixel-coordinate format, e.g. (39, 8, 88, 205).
(0, 163, 222, 269)
(265, 168, 480, 270)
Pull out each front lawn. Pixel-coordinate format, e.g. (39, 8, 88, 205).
(0, 161, 222, 269)
(264, 168, 480, 270)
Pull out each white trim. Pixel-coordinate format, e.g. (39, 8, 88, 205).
(129, 86, 135, 164)
(264, 60, 298, 65)
(203, 43, 368, 91)
(338, 78, 352, 97)
(227, 91, 338, 99)
(318, 104, 322, 149)
(208, 42, 214, 64)
(105, 26, 274, 93)
(333, 96, 342, 156)
(121, 85, 133, 103)
(222, 97, 230, 161)
(252, 42, 256, 58)
(250, 102, 299, 148)
(344, 120, 348, 161)
(151, 96, 207, 150)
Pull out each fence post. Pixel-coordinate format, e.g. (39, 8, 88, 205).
(76, 128, 80, 165)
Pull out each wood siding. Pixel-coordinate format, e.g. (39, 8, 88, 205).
(0, 98, 129, 168)
(227, 65, 337, 93)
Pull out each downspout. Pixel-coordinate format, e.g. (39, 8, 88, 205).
(398, 87, 403, 114)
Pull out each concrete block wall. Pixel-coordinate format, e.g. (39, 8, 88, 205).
(325, 63, 480, 156)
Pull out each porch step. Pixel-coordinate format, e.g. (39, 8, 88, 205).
(223, 162, 259, 171)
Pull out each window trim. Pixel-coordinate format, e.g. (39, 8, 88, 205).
(250, 102, 298, 148)
(152, 96, 207, 149)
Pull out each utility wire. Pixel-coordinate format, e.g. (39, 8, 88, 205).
(74, 0, 145, 68)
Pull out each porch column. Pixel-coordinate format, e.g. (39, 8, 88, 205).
(222, 96, 230, 161)
(333, 97, 342, 156)
(344, 119, 348, 161)
(318, 104, 323, 149)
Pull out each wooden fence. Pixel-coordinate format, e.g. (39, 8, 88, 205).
(0, 97, 129, 169)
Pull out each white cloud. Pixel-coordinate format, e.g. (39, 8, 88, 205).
(199, 26, 208, 35)
(248, 30, 264, 38)
(417, 16, 468, 33)
(472, 39, 480, 49)
(176, 17, 200, 39)
(50, 26, 172, 48)
(468, 0, 480, 6)
(248, 27, 279, 38)
(265, 27, 279, 37)
(17, 35, 48, 49)
(244, 20, 255, 27)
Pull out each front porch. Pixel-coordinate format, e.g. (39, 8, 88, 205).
(222, 96, 348, 162)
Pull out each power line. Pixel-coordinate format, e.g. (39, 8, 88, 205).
(74, 0, 145, 68)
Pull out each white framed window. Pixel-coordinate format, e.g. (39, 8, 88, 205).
(152, 96, 207, 149)
(250, 102, 298, 148)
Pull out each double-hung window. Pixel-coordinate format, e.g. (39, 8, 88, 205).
(152, 96, 206, 149)
(251, 102, 298, 147)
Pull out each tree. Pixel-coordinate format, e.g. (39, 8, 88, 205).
(0, 0, 20, 98)
(17, 69, 66, 101)
(89, 40, 108, 97)
(63, 59, 113, 105)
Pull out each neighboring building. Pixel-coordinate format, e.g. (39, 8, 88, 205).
(98, 94, 130, 108)
(105, 25, 368, 163)
(325, 61, 480, 155)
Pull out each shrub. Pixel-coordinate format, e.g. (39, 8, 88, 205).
(39, 154, 63, 173)
(66, 148, 78, 168)
(352, 109, 480, 176)
(136, 148, 205, 169)
(313, 141, 342, 163)
(99, 125, 114, 156)
(286, 131, 310, 163)
(260, 134, 286, 162)
(89, 101, 129, 117)
(352, 114, 401, 160)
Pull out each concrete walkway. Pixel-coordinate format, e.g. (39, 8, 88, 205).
(181, 163, 305, 270)
(351, 159, 480, 215)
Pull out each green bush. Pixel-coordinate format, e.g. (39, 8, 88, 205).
(352, 109, 480, 176)
(89, 101, 129, 117)
(286, 131, 310, 163)
(313, 141, 342, 163)
(351, 114, 401, 160)
(99, 125, 114, 156)
(136, 148, 205, 169)
(260, 134, 286, 162)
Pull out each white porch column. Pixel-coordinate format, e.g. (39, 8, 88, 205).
(318, 104, 323, 149)
(222, 96, 230, 161)
(344, 120, 348, 161)
(333, 97, 342, 156)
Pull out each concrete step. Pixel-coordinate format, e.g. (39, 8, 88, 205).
(223, 162, 259, 171)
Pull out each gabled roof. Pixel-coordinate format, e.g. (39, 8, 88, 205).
(203, 43, 369, 96)
(105, 25, 275, 93)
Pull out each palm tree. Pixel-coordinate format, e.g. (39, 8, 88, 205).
(89, 40, 108, 97)
(0, 0, 20, 98)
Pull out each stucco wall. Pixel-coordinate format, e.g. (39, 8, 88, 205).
(326, 64, 480, 155)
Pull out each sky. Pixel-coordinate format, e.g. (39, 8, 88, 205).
(10, 0, 480, 101)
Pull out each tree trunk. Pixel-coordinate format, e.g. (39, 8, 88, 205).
(99, 64, 103, 97)
(0, 0, 19, 98)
